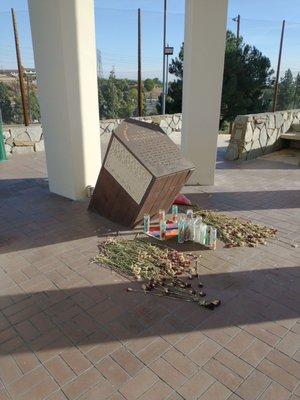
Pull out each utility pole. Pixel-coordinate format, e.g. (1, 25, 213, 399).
(237, 14, 240, 41)
(231, 14, 241, 135)
(232, 14, 240, 42)
(137, 8, 142, 116)
(164, 44, 173, 109)
(272, 20, 285, 112)
(166, 48, 169, 101)
(162, 0, 167, 114)
(26, 73, 32, 122)
(11, 8, 30, 126)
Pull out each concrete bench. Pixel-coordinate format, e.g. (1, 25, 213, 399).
(280, 124, 300, 148)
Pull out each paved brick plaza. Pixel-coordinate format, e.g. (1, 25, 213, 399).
(0, 145, 299, 400)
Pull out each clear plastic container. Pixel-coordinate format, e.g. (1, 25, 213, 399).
(159, 209, 165, 221)
(199, 222, 207, 245)
(209, 227, 217, 250)
(178, 218, 186, 243)
(171, 205, 178, 222)
(143, 214, 150, 233)
(194, 217, 202, 243)
(186, 209, 194, 219)
(188, 218, 196, 241)
(160, 219, 167, 240)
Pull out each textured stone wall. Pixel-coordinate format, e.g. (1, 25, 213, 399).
(100, 113, 182, 137)
(3, 125, 44, 155)
(3, 114, 182, 156)
(226, 110, 300, 161)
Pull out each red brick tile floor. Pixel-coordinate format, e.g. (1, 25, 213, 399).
(0, 142, 299, 400)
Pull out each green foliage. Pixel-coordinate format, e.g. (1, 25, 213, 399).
(261, 71, 300, 112)
(144, 78, 155, 92)
(28, 89, 40, 122)
(293, 73, 300, 109)
(260, 87, 274, 112)
(13, 96, 24, 124)
(0, 82, 14, 123)
(157, 80, 182, 114)
(157, 43, 184, 114)
(98, 70, 148, 118)
(152, 77, 162, 86)
(0, 72, 158, 123)
(169, 44, 184, 79)
(0, 81, 40, 124)
(101, 70, 123, 119)
(158, 35, 274, 125)
(277, 69, 296, 111)
(220, 31, 273, 126)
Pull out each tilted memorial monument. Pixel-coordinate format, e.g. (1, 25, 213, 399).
(89, 118, 194, 227)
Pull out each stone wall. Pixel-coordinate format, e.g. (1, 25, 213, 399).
(100, 113, 182, 137)
(3, 125, 44, 155)
(226, 109, 300, 161)
(3, 113, 182, 156)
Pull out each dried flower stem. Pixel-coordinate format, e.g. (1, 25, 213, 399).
(93, 237, 220, 310)
(192, 206, 277, 248)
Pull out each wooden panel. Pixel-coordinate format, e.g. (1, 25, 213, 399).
(136, 175, 170, 222)
(159, 171, 189, 211)
(135, 170, 190, 225)
(89, 168, 190, 228)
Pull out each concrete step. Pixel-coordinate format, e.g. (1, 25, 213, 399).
(280, 131, 300, 141)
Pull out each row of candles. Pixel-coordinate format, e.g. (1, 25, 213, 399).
(143, 206, 217, 250)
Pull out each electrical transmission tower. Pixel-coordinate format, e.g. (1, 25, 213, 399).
(97, 49, 103, 79)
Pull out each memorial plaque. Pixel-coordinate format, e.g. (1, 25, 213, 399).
(104, 137, 152, 204)
(89, 118, 194, 227)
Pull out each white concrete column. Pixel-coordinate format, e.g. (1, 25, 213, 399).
(28, 0, 100, 199)
(182, 0, 228, 185)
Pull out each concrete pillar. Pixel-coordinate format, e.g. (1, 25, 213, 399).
(182, 0, 228, 185)
(28, 0, 100, 199)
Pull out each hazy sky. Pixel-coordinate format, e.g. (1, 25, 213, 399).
(1, 0, 300, 79)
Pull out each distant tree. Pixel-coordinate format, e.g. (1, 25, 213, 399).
(97, 78, 106, 118)
(157, 80, 183, 114)
(169, 44, 184, 79)
(142, 87, 147, 115)
(98, 71, 147, 118)
(0, 81, 41, 124)
(0, 82, 14, 123)
(28, 90, 40, 122)
(101, 70, 123, 119)
(117, 79, 137, 117)
(144, 79, 155, 92)
(261, 87, 274, 112)
(157, 34, 273, 125)
(157, 43, 184, 114)
(220, 31, 273, 127)
(277, 69, 295, 111)
(152, 77, 162, 86)
(293, 73, 300, 109)
(13, 96, 24, 124)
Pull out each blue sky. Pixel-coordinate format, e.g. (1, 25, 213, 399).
(1, 0, 300, 79)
